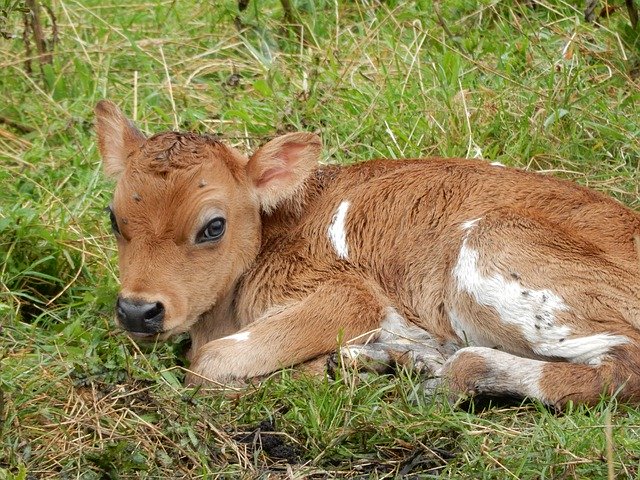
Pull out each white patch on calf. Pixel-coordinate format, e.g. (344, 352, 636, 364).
(452, 238, 628, 364)
(379, 307, 431, 344)
(453, 240, 569, 344)
(339, 344, 386, 362)
(328, 200, 350, 260)
(461, 218, 481, 231)
(446, 346, 546, 401)
(539, 334, 628, 365)
(448, 308, 492, 347)
(223, 331, 250, 342)
(339, 345, 366, 360)
(347, 307, 451, 374)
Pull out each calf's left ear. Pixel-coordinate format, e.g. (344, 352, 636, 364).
(246, 132, 322, 212)
(95, 100, 146, 178)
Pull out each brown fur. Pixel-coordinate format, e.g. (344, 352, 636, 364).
(96, 100, 640, 408)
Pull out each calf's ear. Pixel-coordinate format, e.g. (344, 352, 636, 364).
(95, 100, 146, 178)
(246, 132, 321, 212)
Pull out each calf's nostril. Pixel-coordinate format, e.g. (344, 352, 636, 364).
(145, 302, 165, 320)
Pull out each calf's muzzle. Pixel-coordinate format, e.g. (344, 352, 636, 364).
(116, 296, 165, 336)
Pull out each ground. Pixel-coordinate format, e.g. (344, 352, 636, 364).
(1, 0, 640, 477)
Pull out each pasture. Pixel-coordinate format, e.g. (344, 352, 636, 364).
(1, 0, 640, 477)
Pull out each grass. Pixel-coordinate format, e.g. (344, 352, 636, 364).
(1, 0, 640, 477)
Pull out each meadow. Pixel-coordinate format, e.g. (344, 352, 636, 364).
(1, 0, 640, 477)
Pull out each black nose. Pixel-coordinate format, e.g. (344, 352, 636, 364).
(116, 296, 165, 335)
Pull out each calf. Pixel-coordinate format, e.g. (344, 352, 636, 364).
(95, 100, 640, 408)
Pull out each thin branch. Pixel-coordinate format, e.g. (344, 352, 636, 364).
(626, 0, 638, 28)
(0, 115, 35, 134)
(25, 0, 52, 65)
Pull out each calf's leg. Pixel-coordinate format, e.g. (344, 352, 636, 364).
(186, 275, 392, 385)
(335, 317, 456, 375)
(439, 345, 640, 408)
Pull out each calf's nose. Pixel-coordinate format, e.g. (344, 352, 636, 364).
(116, 296, 165, 335)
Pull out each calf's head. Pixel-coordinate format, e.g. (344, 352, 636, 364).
(95, 100, 321, 340)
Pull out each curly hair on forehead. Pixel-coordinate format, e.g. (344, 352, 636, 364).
(126, 131, 249, 183)
(133, 132, 224, 173)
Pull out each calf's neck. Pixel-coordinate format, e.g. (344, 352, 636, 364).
(96, 100, 640, 408)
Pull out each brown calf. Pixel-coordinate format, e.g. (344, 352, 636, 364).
(96, 100, 640, 408)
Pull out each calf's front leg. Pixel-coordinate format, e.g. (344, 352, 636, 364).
(186, 275, 391, 385)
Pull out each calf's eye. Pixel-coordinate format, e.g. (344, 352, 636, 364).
(197, 217, 226, 243)
(107, 206, 120, 235)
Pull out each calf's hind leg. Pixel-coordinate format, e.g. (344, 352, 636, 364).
(441, 208, 640, 407)
(438, 345, 640, 408)
(334, 315, 455, 376)
(186, 275, 392, 385)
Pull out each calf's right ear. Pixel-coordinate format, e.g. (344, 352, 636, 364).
(246, 132, 322, 212)
(95, 100, 146, 178)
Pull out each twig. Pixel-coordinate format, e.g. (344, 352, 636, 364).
(43, 4, 58, 49)
(0, 115, 35, 133)
(59, 0, 90, 64)
(0, 127, 32, 148)
(459, 78, 482, 159)
(25, 0, 52, 65)
(133, 70, 139, 121)
(585, 0, 598, 22)
(604, 410, 614, 480)
(280, 0, 295, 24)
(22, 9, 32, 74)
(626, 0, 638, 29)
(159, 45, 178, 130)
(280, 0, 315, 47)
(46, 249, 85, 306)
(585, 0, 638, 29)
(0, 387, 4, 439)
(433, 3, 456, 44)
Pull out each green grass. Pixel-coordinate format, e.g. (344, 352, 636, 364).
(1, 0, 640, 477)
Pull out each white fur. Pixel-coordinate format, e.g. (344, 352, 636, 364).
(380, 307, 431, 343)
(224, 331, 250, 342)
(340, 345, 368, 360)
(493, 353, 544, 399)
(328, 201, 350, 260)
(448, 308, 493, 347)
(448, 347, 546, 400)
(454, 240, 569, 342)
(452, 239, 628, 364)
(453, 240, 570, 350)
(490, 162, 505, 167)
(448, 309, 466, 341)
(461, 218, 481, 231)
(538, 334, 629, 365)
